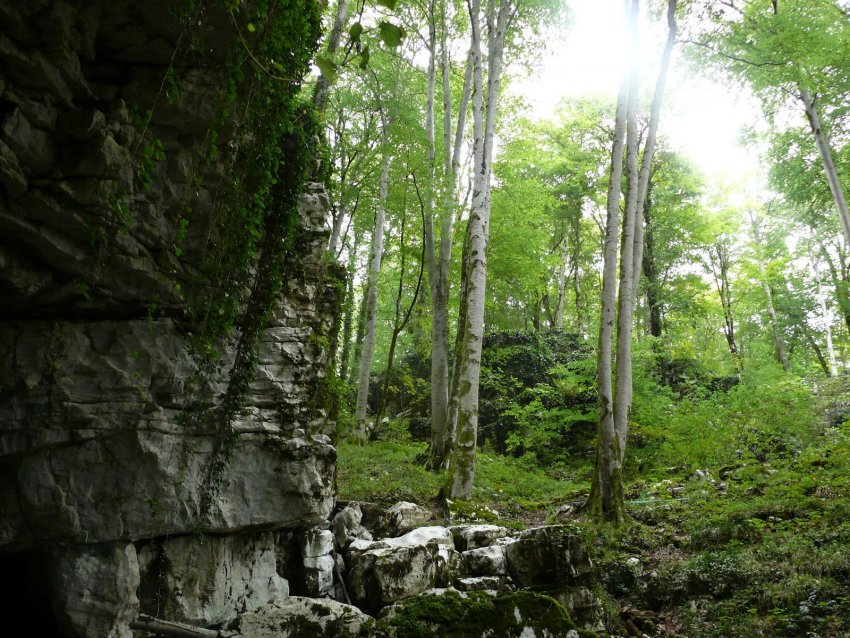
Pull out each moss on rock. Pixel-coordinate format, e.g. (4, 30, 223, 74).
(373, 589, 599, 638)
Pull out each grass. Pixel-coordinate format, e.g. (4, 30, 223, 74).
(336, 440, 586, 527)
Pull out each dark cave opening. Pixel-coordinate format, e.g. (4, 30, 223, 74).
(0, 550, 65, 636)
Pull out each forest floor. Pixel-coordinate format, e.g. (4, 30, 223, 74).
(337, 425, 850, 638)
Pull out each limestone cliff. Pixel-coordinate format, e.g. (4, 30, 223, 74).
(0, 1, 340, 635)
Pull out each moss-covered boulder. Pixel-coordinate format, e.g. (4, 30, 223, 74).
(373, 589, 599, 638)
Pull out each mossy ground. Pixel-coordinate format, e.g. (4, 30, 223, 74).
(337, 421, 850, 637)
(373, 589, 597, 638)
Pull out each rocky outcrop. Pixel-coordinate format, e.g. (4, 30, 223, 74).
(0, 1, 339, 635)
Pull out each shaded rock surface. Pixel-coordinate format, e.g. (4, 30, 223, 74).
(136, 532, 289, 627)
(225, 597, 373, 638)
(0, 1, 340, 635)
(383, 501, 433, 536)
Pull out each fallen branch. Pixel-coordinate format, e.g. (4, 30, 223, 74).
(130, 614, 233, 638)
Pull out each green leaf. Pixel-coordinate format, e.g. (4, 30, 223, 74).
(315, 55, 338, 83)
(378, 21, 405, 47)
(349, 22, 364, 43)
(375, 0, 400, 9)
(359, 45, 371, 70)
(246, 22, 256, 33)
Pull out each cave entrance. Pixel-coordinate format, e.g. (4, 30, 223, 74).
(0, 550, 65, 636)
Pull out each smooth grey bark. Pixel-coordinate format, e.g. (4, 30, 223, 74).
(586, 0, 632, 522)
(750, 213, 790, 372)
(348, 282, 367, 386)
(708, 240, 741, 365)
(421, 0, 444, 458)
(612, 0, 677, 462)
(354, 115, 391, 441)
(448, 0, 510, 499)
(612, 0, 642, 460)
(338, 235, 359, 384)
(555, 222, 569, 330)
(375, 193, 426, 429)
(314, 0, 350, 113)
(818, 240, 850, 333)
(810, 252, 837, 374)
(429, 30, 475, 468)
(589, 0, 676, 523)
(642, 187, 663, 337)
(800, 88, 850, 248)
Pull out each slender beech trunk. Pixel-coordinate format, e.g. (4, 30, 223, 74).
(750, 213, 790, 372)
(446, 224, 471, 457)
(348, 286, 367, 385)
(555, 222, 569, 330)
(805, 331, 832, 377)
(709, 242, 741, 365)
(588, 0, 676, 523)
(763, 277, 791, 372)
(819, 241, 850, 333)
(375, 195, 426, 429)
(800, 88, 850, 247)
(572, 213, 584, 333)
(338, 236, 359, 384)
(612, 0, 642, 465)
(632, 0, 676, 339)
(354, 117, 391, 441)
(642, 189, 663, 337)
(426, 2, 474, 468)
(586, 7, 631, 522)
(313, 0, 349, 112)
(447, 0, 510, 499)
(810, 253, 837, 374)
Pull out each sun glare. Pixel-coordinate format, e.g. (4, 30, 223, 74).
(510, 0, 766, 187)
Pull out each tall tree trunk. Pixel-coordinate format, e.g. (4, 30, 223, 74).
(572, 212, 584, 334)
(348, 283, 367, 386)
(588, 0, 676, 524)
(819, 240, 850, 334)
(762, 277, 790, 372)
(642, 188, 663, 338)
(750, 213, 790, 372)
(800, 88, 850, 248)
(338, 236, 359, 384)
(427, 9, 474, 469)
(633, 0, 676, 341)
(555, 222, 569, 330)
(612, 0, 642, 464)
(313, 0, 349, 112)
(375, 195, 426, 430)
(810, 252, 837, 374)
(804, 330, 832, 377)
(586, 2, 631, 523)
(446, 223, 471, 461)
(354, 118, 391, 441)
(709, 241, 741, 366)
(447, 0, 509, 499)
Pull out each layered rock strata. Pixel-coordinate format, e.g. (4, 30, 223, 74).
(0, 1, 339, 636)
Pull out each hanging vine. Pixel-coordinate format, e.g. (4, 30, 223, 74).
(132, 0, 326, 520)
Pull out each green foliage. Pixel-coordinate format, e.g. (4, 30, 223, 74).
(478, 330, 593, 458)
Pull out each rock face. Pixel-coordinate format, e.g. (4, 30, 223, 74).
(383, 501, 434, 537)
(0, 1, 339, 635)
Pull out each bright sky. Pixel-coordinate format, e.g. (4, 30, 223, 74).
(510, 0, 766, 188)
